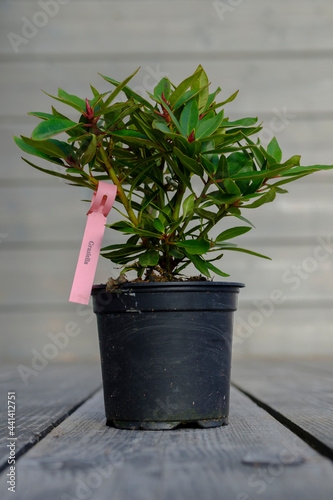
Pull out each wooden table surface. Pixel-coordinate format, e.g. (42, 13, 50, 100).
(0, 358, 332, 500)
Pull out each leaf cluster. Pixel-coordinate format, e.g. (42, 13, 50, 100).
(15, 66, 333, 279)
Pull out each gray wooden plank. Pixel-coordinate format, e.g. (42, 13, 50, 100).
(0, 386, 332, 500)
(231, 359, 333, 452)
(0, 308, 100, 361)
(0, 362, 102, 471)
(1, 59, 333, 118)
(2, 0, 333, 55)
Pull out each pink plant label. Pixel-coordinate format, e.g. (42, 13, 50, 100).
(69, 181, 117, 305)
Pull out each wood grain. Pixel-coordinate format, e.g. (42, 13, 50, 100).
(0, 385, 332, 500)
(0, 363, 102, 471)
(231, 359, 333, 451)
(2, 0, 333, 55)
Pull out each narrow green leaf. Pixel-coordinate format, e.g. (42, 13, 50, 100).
(22, 158, 93, 189)
(19, 136, 68, 159)
(42, 90, 85, 114)
(153, 218, 165, 233)
(108, 221, 161, 239)
(180, 99, 199, 137)
(80, 134, 97, 166)
(31, 118, 78, 140)
(223, 179, 241, 195)
(102, 67, 141, 107)
(185, 253, 211, 277)
(58, 89, 86, 112)
(215, 226, 252, 242)
(195, 110, 224, 140)
(214, 245, 271, 260)
(244, 189, 276, 208)
(206, 262, 230, 277)
(221, 117, 258, 128)
(169, 69, 203, 107)
(173, 147, 202, 176)
(14, 137, 64, 165)
(182, 193, 196, 217)
(191, 65, 209, 112)
(28, 111, 60, 121)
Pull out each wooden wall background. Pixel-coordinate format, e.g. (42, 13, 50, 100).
(1, 0, 333, 361)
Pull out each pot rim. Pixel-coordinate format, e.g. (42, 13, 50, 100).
(92, 281, 245, 293)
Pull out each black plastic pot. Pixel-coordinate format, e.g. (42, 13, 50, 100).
(92, 281, 244, 430)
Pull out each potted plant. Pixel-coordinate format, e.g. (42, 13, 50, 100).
(15, 66, 332, 430)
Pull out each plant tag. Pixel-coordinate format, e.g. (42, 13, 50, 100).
(69, 181, 117, 305)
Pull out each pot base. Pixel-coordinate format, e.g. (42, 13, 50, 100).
(108, 417, 228, 431)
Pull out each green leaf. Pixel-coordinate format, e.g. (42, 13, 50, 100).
(109, 221, 161, 239)
(180, 99, 199, 137)
(185, 253, 211, 277)
(214, 245, 271, 260)
(191, 65, 209, 112)
(169, 69, 203, 107)
(267, 137, 282, 163)
(21, 158, 93, 188)
(206, 261, 230, 277)
(182, 193, 196, 217)
(139, 249, 160, 267)
(215, 226, 252, 242)
(200, 154, 216, 175)
(19, 135, 68, 159)
(244, 189, 276, 208)
(99, 69, 154, 109)
(153, 218, 165, 233)
(102, 67, 141, 107)
(154, 77, 171, 101)
(42, 90, 85, 114)
(177, 239, 210, 255)
(28, 111, 61, 121)
(221, 117, 258, 128)
(14, 136, 64, 165)
(58, 89, 86, 112)
(211, 90, 239, 111)
(80, 134, 97, 166)
(109, 129, 155, 147)
(195, 110, 224, 140)
(223, 179, 241, 195)
(173, 147, 202, 176)
(173, 89, 200, 110)
(31, 118, 78, 140)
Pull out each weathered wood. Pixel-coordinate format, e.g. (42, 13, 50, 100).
(2, 59, 333, 118)
(0, 385, 332, 500)
(231, 359, 333, 452)
(0, 363, 102, 471)
(2, 0, 333, 55)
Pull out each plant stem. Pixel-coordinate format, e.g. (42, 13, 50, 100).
(99, 146, 139, 226)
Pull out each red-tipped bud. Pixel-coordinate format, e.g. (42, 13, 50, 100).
(188, 130, 195, 143)
(85, 98, 94, 120)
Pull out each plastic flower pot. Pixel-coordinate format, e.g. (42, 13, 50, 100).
(92, 281, 244, 430)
